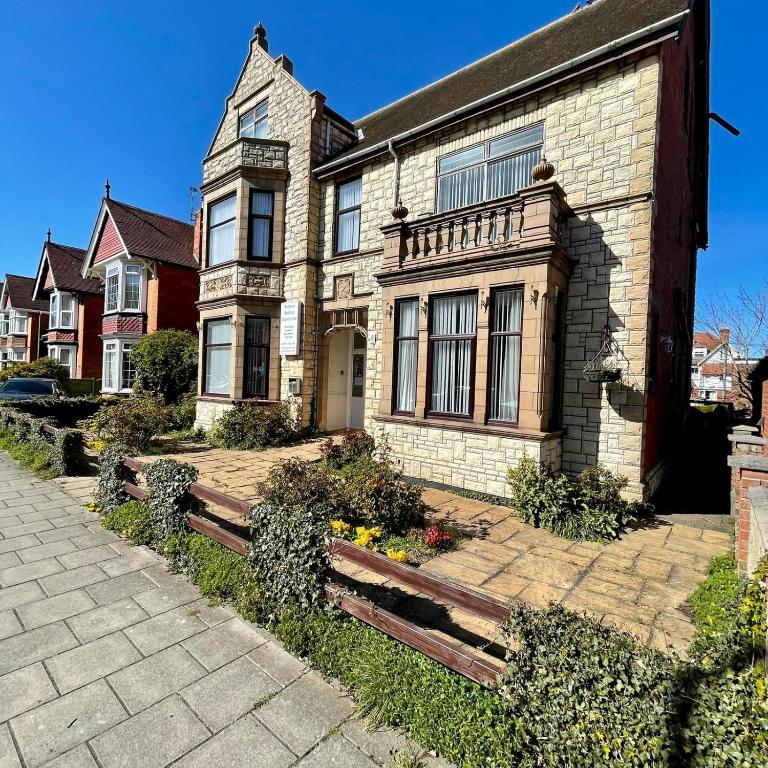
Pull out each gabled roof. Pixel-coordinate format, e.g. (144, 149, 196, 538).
(693, 331, 721, 351)
(3, 275, 49, 313)
(34, 241, 102, 299)
(84, 197, 197, 273)
(317, 0, 691, 172)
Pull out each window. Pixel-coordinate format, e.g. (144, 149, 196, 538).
(204, 319, 232, 396)
(436, 124, 544, 213)
(0, 312, 9, 336)
(103, 341, 117, 390)
(428, 294, 477, 416)
(50, 346, 75, 378)
(102, 339, 137, 392)
(693, 347, 707, 358)
(335, 178, 362, 254)
(239, 100, 268, 139)
(121, 343, 136, 389)
(105, 267, 119, 312)
(10, 311, 28, 335)
(248, 191, 274, 260)
(244, 317, 270, 398)
(208, 195, 237, 267)
(393, 299, 419, 414)
(9, 349, 25, 364)
(124, 265, 141, 310)
(50, 292, 76, 329)
(488, 288, 523, 423)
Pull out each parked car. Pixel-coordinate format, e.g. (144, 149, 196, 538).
(0, 378, 64, 400)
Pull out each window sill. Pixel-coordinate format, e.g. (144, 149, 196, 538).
(103, 310, 145, 317)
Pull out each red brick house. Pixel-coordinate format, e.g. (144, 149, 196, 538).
(32, 236, 104, 379)
(80, 190, 199, 393)
(0, 275, 49, 368)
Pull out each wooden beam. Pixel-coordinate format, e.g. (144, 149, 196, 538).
(188, 513, 249, 556)
(329, 537, 511, 625)
(326, 585, 503, 688)
(123, 481, 147, 500)
(188, 482, 252, 518)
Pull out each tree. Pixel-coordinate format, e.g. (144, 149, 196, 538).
(130, 330, 198, 403)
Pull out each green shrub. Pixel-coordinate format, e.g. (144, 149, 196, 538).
(144, 459, 198, 540)
(500, 603, 681, 766)
(102, 501, 154, 545)
(340, 455, 426, 533)
(507, 456, 644, 541)
(258, 458, 347, 517)
(1, 397, 102, 427)
(166, 393, 197, 432)
(209, 400, 299, 450)
(130, 329, 198, 403)
(87, 394, 171, 451)
(0, 356, 70, 384)
(320, 430, 376, 469)
(0, 427, 56, 478)
(50, 428, 87, 476)
(95, 443, 137, 513)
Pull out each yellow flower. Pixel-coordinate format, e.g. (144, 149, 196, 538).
(330, 520, 351, 537)
(86, 501, 102, 514)
(353, 525, 383, 549)
(386, 548, 408, 563)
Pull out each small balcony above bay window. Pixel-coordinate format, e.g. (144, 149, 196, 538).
(104, 262, 145, 314)
(49, 291, 77, 330)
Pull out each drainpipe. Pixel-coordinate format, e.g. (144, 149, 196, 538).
(387, 139, 400, 208)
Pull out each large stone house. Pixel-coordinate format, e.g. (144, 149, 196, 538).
(81, 189, 199, 393)
(0, 275, 49, 368)
(32, 235, 104, 379)
(194, 0, 710, 499)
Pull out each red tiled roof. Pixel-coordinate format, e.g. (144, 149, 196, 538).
(693, 332, 721, 351)
(45, 242, 103, 295)
(106, 199, 197, 269)
(5, 275, 49, 312)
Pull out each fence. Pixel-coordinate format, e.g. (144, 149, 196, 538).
(121, 455, 507, 687)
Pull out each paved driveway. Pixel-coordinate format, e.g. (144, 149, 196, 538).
(0, 455, 440, 768)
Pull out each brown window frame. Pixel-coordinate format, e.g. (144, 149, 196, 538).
(243, 315, 271, 399)
(334, 176, 362, 256)
(426, 291, 477, 420)
(202, 317, 232, 398)
(486, 286, 524, 426)
(247, 190, 274, 262)
(392, 297, 419, 415)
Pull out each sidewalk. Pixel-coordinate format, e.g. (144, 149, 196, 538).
(0, 455, 446, 768)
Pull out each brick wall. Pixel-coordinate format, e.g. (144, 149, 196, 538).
(77, 294, 103, 379)
(151, 263, 199, 334)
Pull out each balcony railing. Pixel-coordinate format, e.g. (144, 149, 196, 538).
(199, 262, 282, 302)
(203, 137, 289, 186)
(380, 180, 570, 275)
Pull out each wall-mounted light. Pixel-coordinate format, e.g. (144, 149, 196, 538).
(480, 291, 489, 311)
(530, 289, 540, 308)
(661, 335, 674, 355)
(386, 302, 393, 319)
(421, 299, 428, 316)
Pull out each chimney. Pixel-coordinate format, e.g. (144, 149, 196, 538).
(254, 23, 268, 52)
(719, 327, 730, 345)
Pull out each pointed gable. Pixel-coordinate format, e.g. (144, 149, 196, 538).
(44, 269, 54, 289)
(94, 214, 125, 264)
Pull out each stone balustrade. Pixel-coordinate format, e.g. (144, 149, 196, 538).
(199, 262, 282, 302)
(203, 137, 289, 185)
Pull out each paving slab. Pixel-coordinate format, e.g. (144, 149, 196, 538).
(247, 641, 307, 686)
(0, 663, 57, 722)
(0, 611, 21, 641)
(0, 623, 79, 676)
(123, 604, 208, 656)
(89, 696, 208, 768)
(10, 680, 126, 768)
(174, 714, 294, 768)
(0, 724, 21, 768)
(39, 744, 99, 767)
(98, 549, 161, 578)
(131, 583, 201, 617)
(45, 632, 142, 694)
(0, 553, 21, 570)
(0, 535, 40, 555)
(107, 644, 207, 714)
(181, 656, 279, 733)
(18, 541, 78, 564)
(0, 558, 63, 588)
(16, 590, 97, 630)
(0, 581, 46, 611)
(297, 733, 378, 767)
(36, 526, 89, 544)
(84, 571, 155, 606)
(181, 617, 266, 671)
(37, 566, 107, 598)
(65, 598, 149, 644)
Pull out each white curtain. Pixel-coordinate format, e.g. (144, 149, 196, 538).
(209, 196, 236, 266)
(431, 294, 476, 415)
(395, 300, 418, 412)
(489, 289, 522, 421)
(205, 320, 231, 395)
(488, 148, 541, 200)
(337, 178, 361, 252)
(437, 165, 484, 213)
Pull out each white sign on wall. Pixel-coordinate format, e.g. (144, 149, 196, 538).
(280, 300, 302, 356)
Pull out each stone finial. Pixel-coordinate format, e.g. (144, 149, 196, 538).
(531, 157, 555, 183)
(254, 22, 268, 51)
(391, 200, 409, 221)
(46, 228, 51, 243)
(104, 178, 111, 199)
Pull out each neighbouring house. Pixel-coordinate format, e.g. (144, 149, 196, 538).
(32, 234, 104, 379)
(690, 329, 761, 409)
(80, 187, 199, 394)
(0, 275, 49, 368)
(194, 0, 710, 500)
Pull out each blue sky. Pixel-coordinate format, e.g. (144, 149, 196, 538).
(0, 1, 761, 305)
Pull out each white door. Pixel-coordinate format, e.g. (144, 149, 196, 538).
(348, 332, 367, 429)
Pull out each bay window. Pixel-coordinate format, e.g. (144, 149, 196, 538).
(50, 292, 76, 329)
(104, 263, 144, 313)
(49, 346, 75, 378)
(393, 299, 419, 414)
(239, 100, 268, 139)
(488, 288, 523, 423)
(335, 178, 362, 254)
(103, 342, 117, 390)
(208, 195, 237, 267)
(204, 319, 232, 396)
(124, 266, 141, 310)
(121, 343, 136, 389)
(244, 316, 270, 398)
(428, 294, 477, 416)
(0, 313, 8, 336)
(248, 191, 274, 260)
(10, 311, 28, 335)
(102, 339, 137, 392)
(105, 267, 119, 312)
(436, 124, 543, 213)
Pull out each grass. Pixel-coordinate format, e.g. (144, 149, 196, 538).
(0, 428, 58, 479)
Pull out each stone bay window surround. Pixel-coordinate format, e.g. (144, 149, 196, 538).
(0, 275, 49, 368)
(81, 189, 198, 394)
(198, 0, 710, 501)
(32, 238, 104, 379)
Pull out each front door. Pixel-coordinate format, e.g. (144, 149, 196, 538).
(348, 332, 367, 428)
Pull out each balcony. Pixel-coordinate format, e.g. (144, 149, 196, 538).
(379, 180, 571, 279)
(199, 262, 282, 303)
(203, 137, 289, 186)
